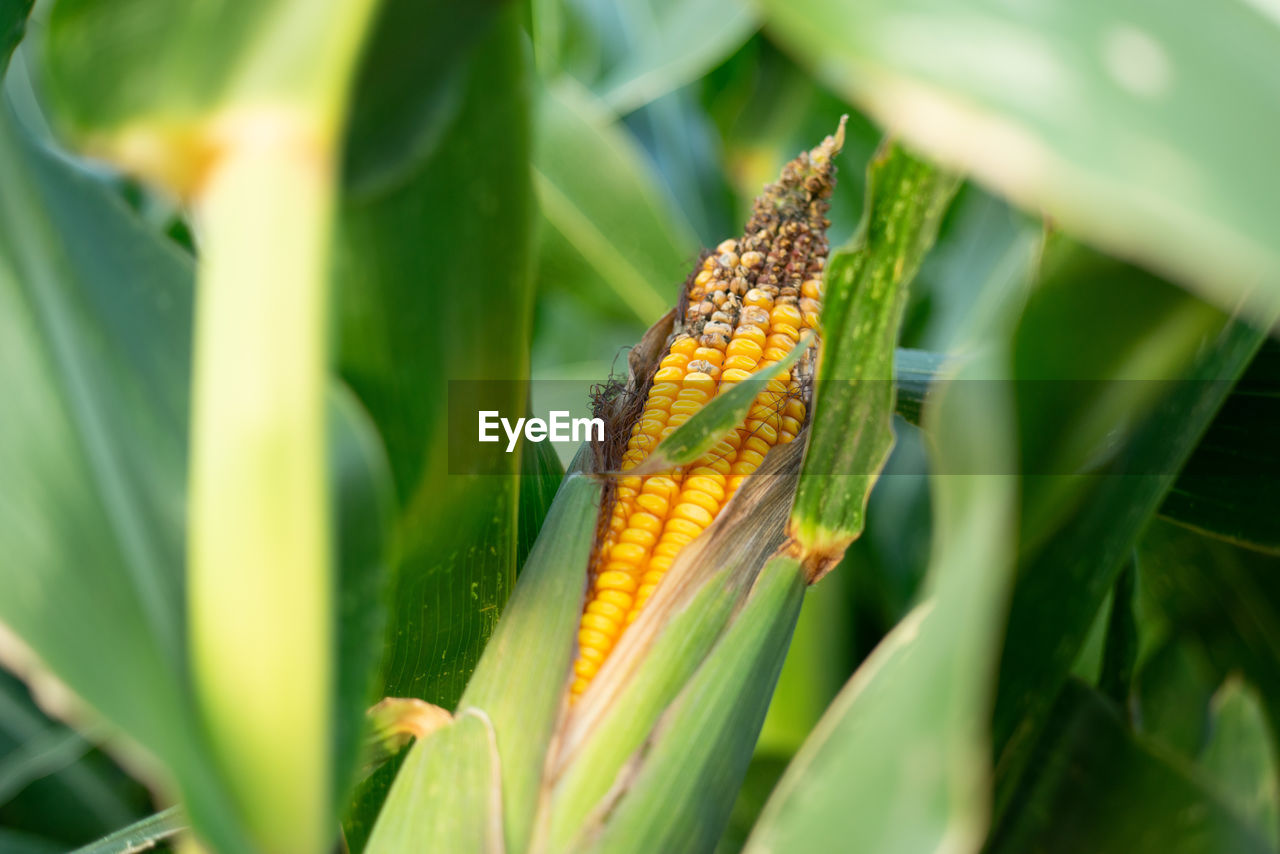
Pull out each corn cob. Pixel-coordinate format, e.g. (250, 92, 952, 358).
(571, 124, 844, 700)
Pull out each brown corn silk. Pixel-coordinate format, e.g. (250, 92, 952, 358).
(570, 123, 845, 700)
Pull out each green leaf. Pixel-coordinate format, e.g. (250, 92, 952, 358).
(744, 151, 1035, 854)
(746, 355, 1023, 854)
(1158, 338, 1280, 555)
(336, 5, 532, 708)
(1199, 677, 1280, 849)
(0, 92, 249, 852)
(364, 711, 502, 853)
(0, 671, 147, 846)
(630, 334, 811, 474)
(517, 432, 566, 571)
(69, 806, 187, 854)
(597, 0, 759, 114)
(990, 680, 1272, 854)
(756, 0, 1280, 318)
(368, 472, 601, 853)
(44, 0, 377, 189)
(1136, 520, 1280, 763)
(0, 0, 31, 72)
(341, 0, 504, 194)
(789, 140, 959, 561)
(990, 244, 1277, 817)
(534, 78, 698, 325)
(336, 8, 534, 845)
(585, 556, 808, 854)
(0, 69, 393, 852)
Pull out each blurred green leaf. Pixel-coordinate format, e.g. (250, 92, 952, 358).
(1159, 338, 1280, 555)
(336, 5, 531, 707)
(534, 78, 698, 325)
(1137, 520, 1280, 756)
(991, 242, 1277, 819)
(1134, 638, 1216, 760)
(791, 140, 958, 558)
(596, 0, 758, 114)
(0, 46, 393, 852)
(0, 672, 148, 847)
(0, 90, 249, 851)
(1099, 561, 1139, 706)
(69, 806, 186, 854)
(336, 7, 533, 846)
(0, 0, 30, 70)
(44, 0, 376, 191)
(1199, 677, 1280, 849)
(989, 680, 1272, 854)
(342, 0, 503, 194)
(757, 0, 1280, 318)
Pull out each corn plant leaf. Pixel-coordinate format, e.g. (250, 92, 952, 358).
(336, 6, 531, 709)
(68, 807, 187, 854)
(0, 672, 147, 846)
(0, 61, 394, 853)
(584, 556, 808, 854)
(367, 472, 600, 853)
(629, 334, 811, 474)
(756, 0, 1280, 319)
(0, 0, 29, 70)
(43, 0, 376, 190)
(364, 711, 503, 853)
(1136, 521, 1280, 782)
(336, 9, 534, 847)
(0, 92, 248, 852)
(877, 343, 1280, 553)
(543, 440, 802, 851)
(595, 0, 759, 115)
(744, 204, 1035, 853)
(988, 680, 1273, 854)
(517, 432, 566, 571)
(1158, 338, 1280, 555)
(990, 243, 1278, 817)
(789, 140, 959, 560)
(534, 78, 698, 325)
(341, 0, 504, 195)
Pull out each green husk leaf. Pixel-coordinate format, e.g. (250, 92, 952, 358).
(579, 555, 808, 854)
(366, 471, 599, 853)
(364, 710, 503, 853)
(789, 140, 958, 568)
(541, 441, 804, 851)
(629, 333, 812, 474)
